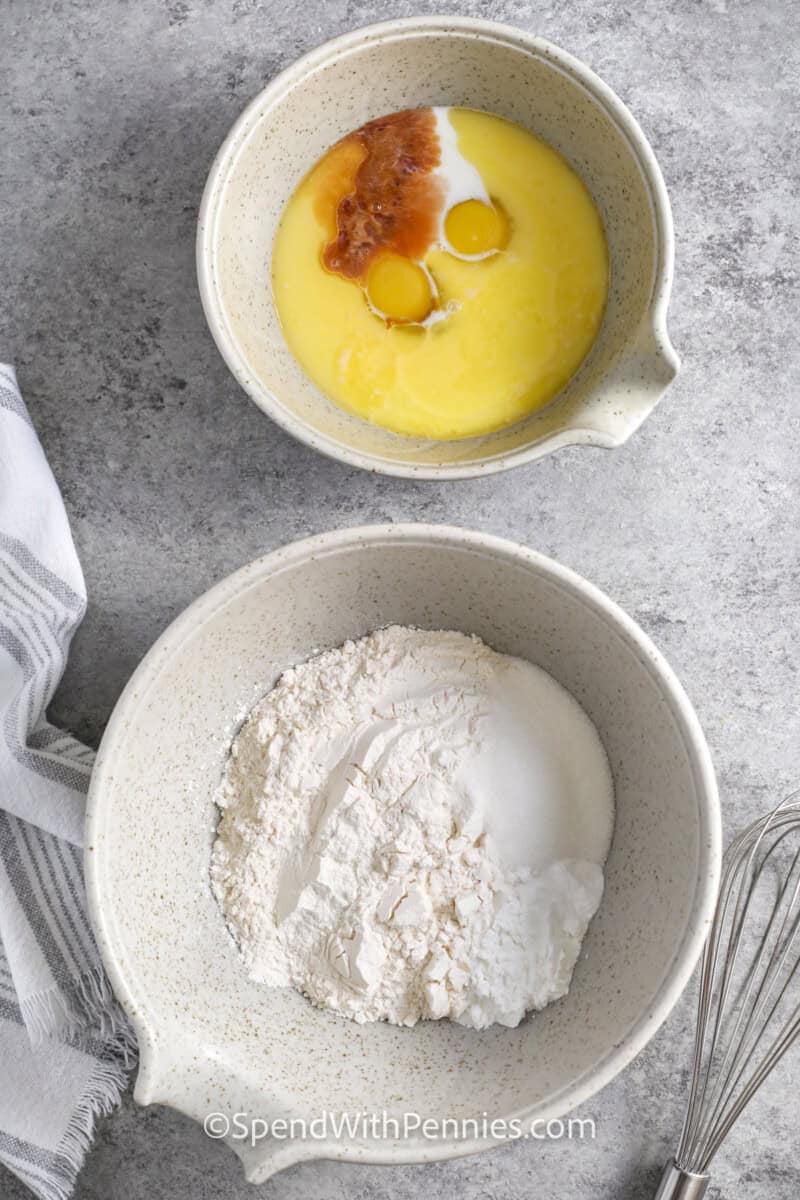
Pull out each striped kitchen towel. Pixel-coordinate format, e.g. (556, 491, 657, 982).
(0, 365, 134, 1200)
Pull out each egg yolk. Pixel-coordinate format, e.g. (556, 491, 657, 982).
(445, 199, 509, 256)
(366, 254, 434, 325)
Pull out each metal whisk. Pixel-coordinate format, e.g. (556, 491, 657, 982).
(655, 795, 800, 1199)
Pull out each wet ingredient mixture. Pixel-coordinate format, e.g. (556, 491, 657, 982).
(272, 107, 608, 439)
(211, 627, 615, 1029)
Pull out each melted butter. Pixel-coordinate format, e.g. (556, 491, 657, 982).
(272, 107, 609, 440)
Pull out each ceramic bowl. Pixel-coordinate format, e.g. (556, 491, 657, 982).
(197, 17, 679, 478)
(86, 525, 720, 1183)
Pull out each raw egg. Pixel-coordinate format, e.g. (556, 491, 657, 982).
(366, 255, 436, 325)
(444, 199, 508, 258)
(272, 107, 609, 440)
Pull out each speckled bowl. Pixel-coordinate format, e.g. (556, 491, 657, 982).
(197, 17, 678, 478)
(86, 525, 719, 1182)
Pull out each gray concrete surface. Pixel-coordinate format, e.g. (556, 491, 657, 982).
(2, 0, 799, 1196)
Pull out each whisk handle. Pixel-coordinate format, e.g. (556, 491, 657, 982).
(654, 1161, 709, 1199)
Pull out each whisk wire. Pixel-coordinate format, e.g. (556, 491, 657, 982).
(677, 830, 760, 1166)
(673, 796, 800, 1177)
(690, 836, 800, 1165)
(703, 1007, 800, 1166)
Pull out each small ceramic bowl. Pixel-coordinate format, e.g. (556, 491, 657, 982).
(86, 525, 720, 1184)
(197, 17, 679, 478)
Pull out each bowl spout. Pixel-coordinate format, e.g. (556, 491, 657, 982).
(630, 320, 680, 395)
(579, 319, 680, 448)
(134, 1031, 319, 1181)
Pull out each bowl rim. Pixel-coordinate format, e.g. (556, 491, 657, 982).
(196, 16, 678, 479)
(85, 523, 721, 1169)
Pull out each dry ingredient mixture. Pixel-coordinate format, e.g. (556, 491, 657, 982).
(211, 626, 614, 1029)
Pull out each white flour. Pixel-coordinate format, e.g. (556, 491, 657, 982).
(211, 626, 614, 1029)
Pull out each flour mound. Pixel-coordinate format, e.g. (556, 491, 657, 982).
(210, 626, 609, 1029)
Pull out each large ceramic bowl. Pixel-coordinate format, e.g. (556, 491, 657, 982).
(86, 525, 719, 1183)
(198, 17, 679, 478)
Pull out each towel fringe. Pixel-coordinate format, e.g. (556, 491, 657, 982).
(55, 1051, 130, 1173)
(14, 1053, 131, 1200)
(20, 965, 137, 1065)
